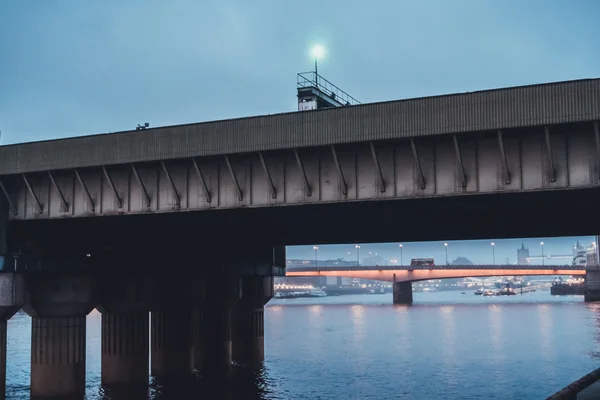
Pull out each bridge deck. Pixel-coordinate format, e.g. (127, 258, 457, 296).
(286, 264, 585, 272)
(0, 78, 598, 175)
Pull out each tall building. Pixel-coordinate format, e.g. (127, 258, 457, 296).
(517, 243, 529, 265)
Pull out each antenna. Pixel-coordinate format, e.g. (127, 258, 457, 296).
(136, 123, 150, 131)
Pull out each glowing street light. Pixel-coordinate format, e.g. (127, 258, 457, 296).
(491, 242, 495, 265)
(444, 243, 449, 265)
(313, 246, 319, 267)
(355, 245, 360, 266)
(312, 44, 325, 86)
(399, 244, 403, 266)
(540, 242, 545, 266)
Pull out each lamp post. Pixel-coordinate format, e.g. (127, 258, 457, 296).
(444, 243, 448, 265)
(540, 242, 544, 266)
(491, 242, 495, 265)
(312, 45, 324, 86)
(313, 246, 319, 268)
(355, 245, 360, 266)
(399, 244, 403, 266)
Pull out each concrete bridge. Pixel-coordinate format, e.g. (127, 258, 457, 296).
(0, 78, 598, 398)
(286, 264, 585, 304)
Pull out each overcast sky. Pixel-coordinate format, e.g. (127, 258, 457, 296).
(1, 0, 599, 144)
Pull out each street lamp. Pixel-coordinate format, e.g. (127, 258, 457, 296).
(312, 44, 325, 86)
(491, 242, 495, 265)
(355, 245, 360, 266)
(399, 244, 403, 266)
(313, 246, 319, 267)
(540, 242, 544, 266)
(444, 243, 448, 265)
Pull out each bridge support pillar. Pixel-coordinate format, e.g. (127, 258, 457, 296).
(232, 276, 273, 365)
(150, 309, 193, 379)
(24, 272, 95, 399)
(0, 273, 25, 400)
(197, 274, 240, 376)
(393, 281, 413, 305)
(98, 275, 150, 391)
(585, 270, 600, 302)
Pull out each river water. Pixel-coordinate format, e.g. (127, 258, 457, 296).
(4, 291, 600, 399)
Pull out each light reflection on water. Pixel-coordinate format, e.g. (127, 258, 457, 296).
(2, 291, 599, 399)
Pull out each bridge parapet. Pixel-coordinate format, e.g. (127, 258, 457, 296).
(286, 264, 584, 272)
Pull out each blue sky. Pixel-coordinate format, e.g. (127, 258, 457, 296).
(1, 0, 599, 144)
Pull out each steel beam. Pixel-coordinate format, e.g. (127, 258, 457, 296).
(293, 149, 312, 197)
(74, 169, 96, 212)
(452, 135, 467, 188)
(369, 142, 386, 193)
(130, 164, 151, 208)
(224, 156, 243, 202)
(330, 145, 348, 196)
(160, 161, 180, 207)
(102, 166, 123, 209)
(594, 122, 600, 179)
(0, 179, 18, 216)
(47, 171, 69, 212)
(22, 174, 43, 214)
(191, 158, 211, 203)
(544, 127, 556, 183)
(258, 152, 277, 199)
(410, 139, 426, 190)
(497, 130, 511, 184)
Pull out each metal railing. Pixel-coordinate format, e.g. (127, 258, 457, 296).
(286, 264, 585, 272)
(546, 366, 600, 399)
(297, 72, 361, 106)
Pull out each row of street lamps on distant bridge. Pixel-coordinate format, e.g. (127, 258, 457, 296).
(310, 241, 548, 267)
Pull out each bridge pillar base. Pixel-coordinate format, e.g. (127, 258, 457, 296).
(197, 274, 240, 376)
(232, 276, 273, 365)
(393, 281, 413, 305)
(585, 270, 600, 302)
(25, 272, 94, 400)
(150, 310, 193, 379)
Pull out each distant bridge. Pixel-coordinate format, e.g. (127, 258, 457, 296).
(285, 264, 585, 283)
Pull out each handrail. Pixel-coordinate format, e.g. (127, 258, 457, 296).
(546, 366, 600, 399)
(286, 264, 585, 272)
(297, 72, 361, 106)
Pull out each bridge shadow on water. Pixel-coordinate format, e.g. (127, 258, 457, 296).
(97, 365, 273, 400)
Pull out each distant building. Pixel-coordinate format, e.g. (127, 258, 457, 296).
(517, 243, 530, 265)
(362, 255, 387, 266)
(450, 256, 473, 265)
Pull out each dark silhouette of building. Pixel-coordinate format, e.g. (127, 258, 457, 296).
(517, 243, 530, 265)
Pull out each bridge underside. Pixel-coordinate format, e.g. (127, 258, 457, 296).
(286, 269, 585, 283)
(7, 186, 600, 258)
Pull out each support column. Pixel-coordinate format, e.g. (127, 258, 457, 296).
(232, 276, 273, 364)
(393, 281, 413, 305)
(198, 274, 240, 376)
(0, 273, 24, 400)
(585, 270, 600, 302)
(101, 313, 149, 387)
(24, 272, 95, 399)
(31, 316, 86, 399)
(150, 309, 192, 378)
(97, 275, 150, 389)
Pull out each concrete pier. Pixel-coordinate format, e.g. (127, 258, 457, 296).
(24, 273, 95, 399)
(198, 274, 240, 375)
(0, 273, 24, 400)
(31, 316, 86, 399)
(393, 281, 413, 305)
(97, 276, 150, 388)
(101, 312, 149, 387)
(150, 310, 193, 378)
(585, 270, 600, 302)
(232, 276, 273, 364)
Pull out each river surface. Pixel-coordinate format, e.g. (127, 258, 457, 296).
(4, 291, 600, 399)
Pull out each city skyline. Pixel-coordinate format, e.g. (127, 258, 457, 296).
(286, 236, 596, 266)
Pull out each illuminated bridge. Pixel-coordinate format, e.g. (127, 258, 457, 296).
(286, 264, 585, 304)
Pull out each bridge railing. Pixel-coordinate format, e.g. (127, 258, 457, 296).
(286, 264, 584, 273)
